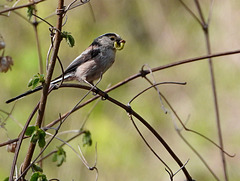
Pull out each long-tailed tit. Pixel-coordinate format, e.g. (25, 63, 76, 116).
(6, 33, 125, 103)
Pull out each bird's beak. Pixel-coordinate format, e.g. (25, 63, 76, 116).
(114, 39, 126, 50)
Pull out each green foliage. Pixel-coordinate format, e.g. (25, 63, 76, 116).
(32, 163, 43, 173)
(25, 126, 46, 148)
(3, 177, 9, 181)
(30, 163, 47, 181)
(28, 73, 45, 89)
(82, 130, 92, 147)
(62, 31, 75, 47)
(52, 147, 66, 167)
(27, 6, 35, 20)
(30, 172, 48, 181)
(25, 125, 36, 136)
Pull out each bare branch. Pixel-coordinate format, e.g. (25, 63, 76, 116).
(9, 103, 40, 180)
(193, 1, 228, 180)
(128, 114, 174, 177)
(0, 0, 46, 15)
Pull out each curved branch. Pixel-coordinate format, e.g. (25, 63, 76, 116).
(49, 83, 194, 181)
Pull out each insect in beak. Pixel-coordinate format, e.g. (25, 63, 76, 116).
(114, 39, 126, 50)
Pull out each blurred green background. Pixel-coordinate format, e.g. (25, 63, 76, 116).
(1, 0, 240, 180)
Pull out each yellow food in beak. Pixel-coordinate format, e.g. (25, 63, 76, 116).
(114, 40, 126, 50)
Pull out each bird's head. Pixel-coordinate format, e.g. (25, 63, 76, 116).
(92, 33, 126, 50)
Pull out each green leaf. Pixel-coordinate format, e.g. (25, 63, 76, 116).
(30, 172, 47, 181)
(66, 34, 75, 47)
(62, 31, 75, 47)
(32, 163, 43, 173)
(31, 134, 39, 144)
(39, 74, 45, 83)
(40, 174, 48, 181)
(52, 152, 57, 162)
(25, 126, 36, 136)
(38, 128, 46, 136)
(57, 155, 64, 166)
(52, 147, 66, 167)
(30, 172, 39, 181)
(37, 129, 46, 148)
(82, 131, 92, 147)
(38, 136, 46, 148)
(29, 127, 46, 148)
(28, 73, 45, 89)
(27, 6, 35, 20)
(3, 177, 9, 181)
(32, 78, 40, 89)
(28, 79, 33, 87)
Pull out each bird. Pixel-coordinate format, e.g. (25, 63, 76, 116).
(6, 33, 126, 104)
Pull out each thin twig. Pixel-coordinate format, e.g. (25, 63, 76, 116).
(178, 0, 202, 26)
(7, 0, 20, 17)
(36, 129, 86, 163)
(128, 114, 174, 177)
(32, 9, 44, 74)
(0, 0, 46, 14)
(80, 98, 101, 129)
(77, 144, 99, 181)
(159, 92, 234, 157)
(174, 125, 220, 180)
(207, 0, 214, 25)
(56, 56, 65, 87)
(32, 13, 54, 28)
(143, 69, 233, 157)
(88, 2, 96, 22)
(128, 81, 186, 105)
(194, 1, 228, 180)
(141, 64, 167, 113)
(65, 0, 90, 12)
(64, 0, 78, 13)
(172, 159, 189, 178)
(16, 117, 64, 180)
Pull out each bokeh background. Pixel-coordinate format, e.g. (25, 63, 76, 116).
(0, 0, 240, 180)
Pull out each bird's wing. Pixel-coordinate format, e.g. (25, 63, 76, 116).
(63, 46, 100, 74)
(50, 45, 100, 84)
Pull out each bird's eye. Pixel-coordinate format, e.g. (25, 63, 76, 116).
(110, 37, 115, 41)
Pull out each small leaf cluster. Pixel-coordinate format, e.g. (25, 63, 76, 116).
(25, 126, 46, 148)
(82, 130, 92, 147)
(28, 73, 45, 89)
(30, 172, 47, 181)
(4, 163, 48, 181)
(27, 6, 36, 20)
(30, 163, 47, 181)
(52, 147, 66, 167)
(62, 31, 75, 47)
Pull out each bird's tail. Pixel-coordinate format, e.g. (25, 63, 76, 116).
(5, 74, 69, 104)
(6, 85, 43, 104)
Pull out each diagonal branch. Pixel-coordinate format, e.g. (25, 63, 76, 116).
(48, 84, 194, 181)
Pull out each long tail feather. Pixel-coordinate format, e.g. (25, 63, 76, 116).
(5, 74, 69, 104)
(6, 86, 43, 104)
